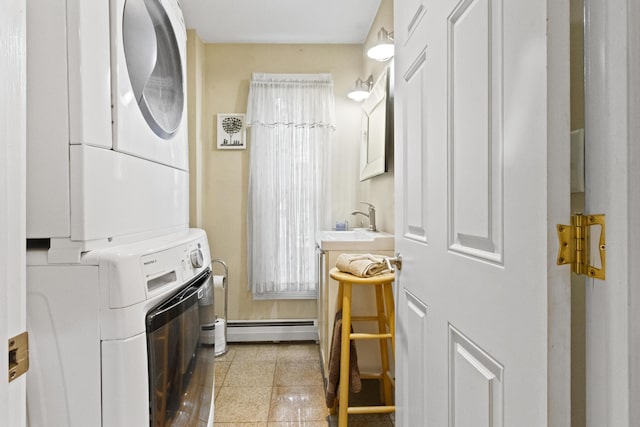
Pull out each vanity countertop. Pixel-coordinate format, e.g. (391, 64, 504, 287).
(317, 229, 394, 251)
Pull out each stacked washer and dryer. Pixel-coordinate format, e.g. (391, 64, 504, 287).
(26, 0, 215, 426)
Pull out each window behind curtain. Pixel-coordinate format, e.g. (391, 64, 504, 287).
(246, 73, 335, 299)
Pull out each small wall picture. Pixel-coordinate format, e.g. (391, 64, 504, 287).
(217, 113, 246, 149)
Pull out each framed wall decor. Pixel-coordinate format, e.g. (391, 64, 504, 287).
(217, 113, 246, 149)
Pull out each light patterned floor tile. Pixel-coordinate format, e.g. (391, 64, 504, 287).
(214, 422, 269, 427)
(274, 361, 323, 387)
(230, 343, 279, 361)
(268, 422, 329, 427)
(268, 386, 328, 423)
(224, 360, 276, 387)
(214, 343, 392, 426)
(276, 343, 320, 362)
(215, 361, 231, 388)
(215, 347, 237, 362)
(214, 386, 272, 423)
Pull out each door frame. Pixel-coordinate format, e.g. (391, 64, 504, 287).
(584, 0, 640, 424)
(630, 1, 640, 419)
(1, 0, 27, 425)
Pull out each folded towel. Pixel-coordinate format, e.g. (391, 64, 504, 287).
(335, 253, 390, 277)
(325, 310, 361, 408)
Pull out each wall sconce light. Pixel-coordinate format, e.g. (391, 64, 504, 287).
(347, 75, 374, 102)
(367, 27, 395, 62)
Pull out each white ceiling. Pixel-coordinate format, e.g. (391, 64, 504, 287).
(180, 0, 382, 44)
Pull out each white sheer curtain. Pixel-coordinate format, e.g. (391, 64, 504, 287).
(246, 73, 335, 299)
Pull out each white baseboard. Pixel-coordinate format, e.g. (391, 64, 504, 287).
(226, 319, 319, 343)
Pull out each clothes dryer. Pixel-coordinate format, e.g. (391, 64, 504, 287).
(27, 0, 189, 260)
(112, 0, 188, 168)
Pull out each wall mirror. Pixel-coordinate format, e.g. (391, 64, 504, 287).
(359, 67, 393, 181)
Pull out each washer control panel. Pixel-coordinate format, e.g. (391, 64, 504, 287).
(139, 232, 211, 298)
(179, 241, 205, 275)
(100, 229, 211, 309)
(190, 247, 204, 268)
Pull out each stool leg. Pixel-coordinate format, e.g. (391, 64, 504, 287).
(329, 281, 344, 419)
(336, 281, 344, 311)
(338, 282, 352, 427)
(383, 283, 395, 359)
(375, 284, 393, 406)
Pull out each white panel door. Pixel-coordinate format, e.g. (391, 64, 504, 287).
(393, 0, 571, 425)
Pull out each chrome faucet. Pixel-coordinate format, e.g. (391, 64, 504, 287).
(351, 201, 377, 232)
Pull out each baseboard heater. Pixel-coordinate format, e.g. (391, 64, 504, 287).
(226, 319, 319, 343)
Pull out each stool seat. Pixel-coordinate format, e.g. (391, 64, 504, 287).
(329, 269, 395, 285)
(328, 267, 396, 426)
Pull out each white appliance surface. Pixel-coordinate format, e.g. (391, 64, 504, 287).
(112, 0, 188, 169)
(26, 229, 212, 427)
(27, 0, 189, 251)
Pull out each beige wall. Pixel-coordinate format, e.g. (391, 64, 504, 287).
(570, 0, 585, 131)
(186, 1, 396, 322)
(357, 0, 395, 233)
(187, 30, 205, 229)
(188, 39, 365, 320)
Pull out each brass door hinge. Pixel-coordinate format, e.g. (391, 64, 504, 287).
(557, 213, 606, 280)
(8, 331, 28, 382)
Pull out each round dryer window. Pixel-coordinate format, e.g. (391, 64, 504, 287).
(123, 0, 184, 139)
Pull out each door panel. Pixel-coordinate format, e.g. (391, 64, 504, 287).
(397, 289, 429, 426)
(396, 0, 427, 46)
(450, 325, 503, 427)
(448, 0, 503, 262)
(394, 0, 571, 425)
(403, 56, 429, 242)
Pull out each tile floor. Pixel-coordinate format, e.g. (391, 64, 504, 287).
(213, 342, 395, 426)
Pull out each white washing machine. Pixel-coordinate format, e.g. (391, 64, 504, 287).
(27, 229, 215, 427)
(27, 0, 190, 261)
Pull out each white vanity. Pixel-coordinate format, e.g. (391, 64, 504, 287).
(316, 229, 394, 377)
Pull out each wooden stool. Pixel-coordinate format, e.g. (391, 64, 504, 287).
(329, 267, 395, 426)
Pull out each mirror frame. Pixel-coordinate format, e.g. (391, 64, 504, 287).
(359, 67, 393, 181)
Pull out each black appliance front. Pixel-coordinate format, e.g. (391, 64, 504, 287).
(146, 270, 214, 426)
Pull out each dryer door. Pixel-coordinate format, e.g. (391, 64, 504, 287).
(112, 0, 188, 171)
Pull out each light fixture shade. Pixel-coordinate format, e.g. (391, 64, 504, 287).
(347, 75, 373, 102)
(347, 88, 370, 102)
(367, 27, 395, 61)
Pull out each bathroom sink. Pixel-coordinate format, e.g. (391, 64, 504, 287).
(318, 229, 394, 251)
(321, 230, 368, 241)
